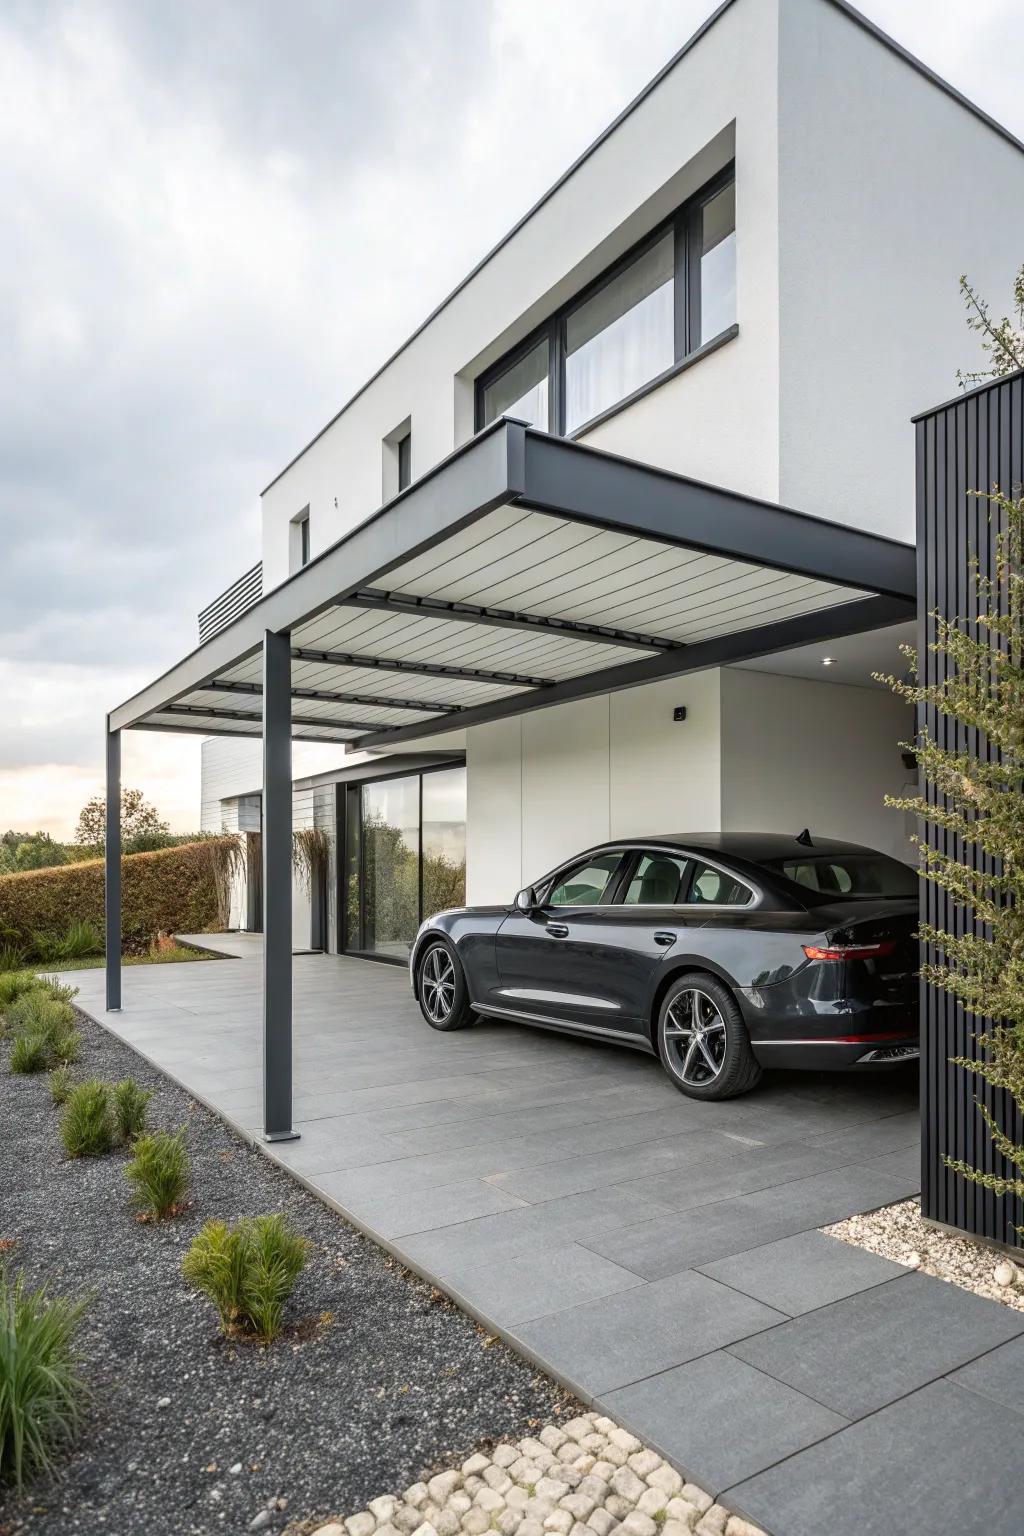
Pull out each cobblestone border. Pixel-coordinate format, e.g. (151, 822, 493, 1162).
(302, 1413, 765, 1536)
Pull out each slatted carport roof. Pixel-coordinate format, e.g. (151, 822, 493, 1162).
(104, 416, 916, 1143)
(113, 417, 915, 749)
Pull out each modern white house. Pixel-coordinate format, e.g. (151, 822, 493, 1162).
(103, 0, 1024, 1138)
(192, 0, 1023, 963)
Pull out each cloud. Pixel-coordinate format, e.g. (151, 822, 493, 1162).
(2, 0, 1022, 835)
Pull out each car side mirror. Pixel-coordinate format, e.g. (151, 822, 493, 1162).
(515, 886, 537, 913)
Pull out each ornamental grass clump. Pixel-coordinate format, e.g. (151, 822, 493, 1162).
(9, 1033, 50, 1075)
(125, 1130, 189, 1220)
(0, 1269, 88, 1490)
(182, 1214, 308, 1342)
(111, 1078, 151, 1144)
(60, 1080, 115, 1159)
(49, 1065, 75, 1106)
(0, 971, 40, 1016)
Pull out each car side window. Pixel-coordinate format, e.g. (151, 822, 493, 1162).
(688, 861, 753, 906)
(547, 852, 623, 907)
(623, 854, 689, 905)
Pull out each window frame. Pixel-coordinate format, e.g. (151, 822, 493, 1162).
(474, 162, 735, 439)
(397, 430, 412, 492)
(538, 849, 630, 909)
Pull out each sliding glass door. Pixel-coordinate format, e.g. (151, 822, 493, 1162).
(341, 766, 466, 961)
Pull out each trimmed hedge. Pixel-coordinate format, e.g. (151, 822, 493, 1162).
(0, 838, 235, 954)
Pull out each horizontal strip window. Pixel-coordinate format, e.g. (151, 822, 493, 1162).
(475, 165, 735, 438)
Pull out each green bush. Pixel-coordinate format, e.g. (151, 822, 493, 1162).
(49, 1065, 75, 1106)
(182, 1214, 308, 1342)
(31, 919, 103, 964)
(0, 972, 40, 1012)
(0, 838, 236, 956)
(10, 1034, 50, 1074)
(111, 1079, 151, 1144)
(61, 1081, 115, 1158)
(0, 942, 25, 973)
(125, 1130, 189, 1219)
(0, 1269, 88, 1490)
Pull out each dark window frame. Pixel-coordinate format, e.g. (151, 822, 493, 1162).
(397, 430, 412, 492)
(474, 162, 735, 438)
(298, 511, 311, 568)
(337, 760, 467, 965)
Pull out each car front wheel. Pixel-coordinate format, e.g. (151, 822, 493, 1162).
(656, 972, 761, 1100)
(416, 940, 475, 1032)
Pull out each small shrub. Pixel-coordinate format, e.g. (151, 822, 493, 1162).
(0, 1269, 88, 1490)
(0, 941, 25, 972)
(36, 978, 78, 1006)
(111, 1079, 151, 1144)
(61, 1081, 114, 1158)
(182, 1214, 308, 1342)
(9, 1034, 50, 1075)
(49, 1029, 82, 1066)
(125, 1130, 189, 1219)
(0, 972, 40, 1013)
(7, 993, 74, 1041)
(49, 1065, 75, 1106)
(31, 919, 103, 964)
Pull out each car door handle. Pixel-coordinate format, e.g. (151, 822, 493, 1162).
(546, 923, 569, 938)
(654, 931, 676, 947)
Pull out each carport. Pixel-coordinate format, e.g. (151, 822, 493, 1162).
(105, 417, 916, 1141)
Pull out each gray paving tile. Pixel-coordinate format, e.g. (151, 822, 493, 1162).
(698, 1229, 908, 1314)
(949, 1333, 1024, 1414)
(448, 1243, 642, 1325)
(512, 1270, 784, 1393)
(315, 1172, 526, 1238)
(583, 1165, 913, 1280)
(489, 1129, 734, 1203)
(399, 1184, 679, 1274)
(602, 1351, 847, 1496)
(729, 1380, 1024, 1536)
(807, 1110, 920, 1159)
(617, 1139, 844, 1214)
(729, 1272, 1024, 1420)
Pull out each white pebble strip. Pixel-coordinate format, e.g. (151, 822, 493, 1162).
(311, 1412, 765, 1536)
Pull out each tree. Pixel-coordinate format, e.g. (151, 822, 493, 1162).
(0, 831, 68, 872)
(75, 787, 169, 849)
(882, 486, 1024, 1234)
(956, 263, 1024, 388)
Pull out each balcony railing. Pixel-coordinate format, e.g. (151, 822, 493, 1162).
(198, 562, 263, 644)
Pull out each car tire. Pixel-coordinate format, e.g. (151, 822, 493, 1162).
(656, 971, 762, 1101)
(416, 939, 475, 1032)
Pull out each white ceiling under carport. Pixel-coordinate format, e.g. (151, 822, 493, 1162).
(114, 419, 916, 750)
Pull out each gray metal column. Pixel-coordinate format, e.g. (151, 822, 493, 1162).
(262, 628, 298, 1141)
(104, 722, 121, 1011)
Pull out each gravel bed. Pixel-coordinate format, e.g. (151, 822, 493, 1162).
(1, 1007, 576, 1536)
(825, 1198, 1024, 1309)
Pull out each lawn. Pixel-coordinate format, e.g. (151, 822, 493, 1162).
(36, 942, 218, 974)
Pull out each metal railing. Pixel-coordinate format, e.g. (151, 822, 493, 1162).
(198, 562, 263, 644)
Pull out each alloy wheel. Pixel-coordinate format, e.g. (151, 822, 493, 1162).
(421, 945, 456, 1024)
(663, 988, 728, 1086)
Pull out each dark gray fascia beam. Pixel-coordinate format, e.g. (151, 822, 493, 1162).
(351, 594, 914, 750)
(206, 677, 456, 717)
(130, 721, 359, 746)
(520, 431, 918, 603)
(291, 646, 550, 689)
(163, 703, 378, 733)
(345, 589, 677, 653)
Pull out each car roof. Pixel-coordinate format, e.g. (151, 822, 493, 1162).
(586, 833, 891, 862)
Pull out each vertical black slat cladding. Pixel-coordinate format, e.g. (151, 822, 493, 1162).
(916, 369, 1023, 1246)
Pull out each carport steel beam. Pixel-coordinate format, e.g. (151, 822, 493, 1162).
(107, 418, 916, 735)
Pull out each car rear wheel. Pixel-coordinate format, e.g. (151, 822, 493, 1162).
(416, 940, 475, 1032)
(656, 972, 761, 1100)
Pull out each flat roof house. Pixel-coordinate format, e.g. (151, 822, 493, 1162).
(106, 0, 1024, 1137)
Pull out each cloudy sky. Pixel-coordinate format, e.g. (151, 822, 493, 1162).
(2, 0, 1021, 838)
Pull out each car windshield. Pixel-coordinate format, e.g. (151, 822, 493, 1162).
(761, 853, 917, 900)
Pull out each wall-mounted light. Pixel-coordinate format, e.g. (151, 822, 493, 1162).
(673, 706, 687, 722)
(821, 656, 838, 667)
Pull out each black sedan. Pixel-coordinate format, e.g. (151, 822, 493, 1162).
(410, 833, 919, 1100)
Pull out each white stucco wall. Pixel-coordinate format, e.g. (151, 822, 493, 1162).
(465, 671, 722, 903)
(777, 0, 1024, 541)
(719, 669, 915, 860)
(259, 0, 782, 584)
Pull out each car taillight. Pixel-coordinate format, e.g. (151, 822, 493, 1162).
(803, 941, 897, 961)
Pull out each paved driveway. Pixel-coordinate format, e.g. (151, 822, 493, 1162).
(66, 946, 1024, 1536)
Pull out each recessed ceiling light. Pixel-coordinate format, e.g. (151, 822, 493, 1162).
(821, 656, 838, 666)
